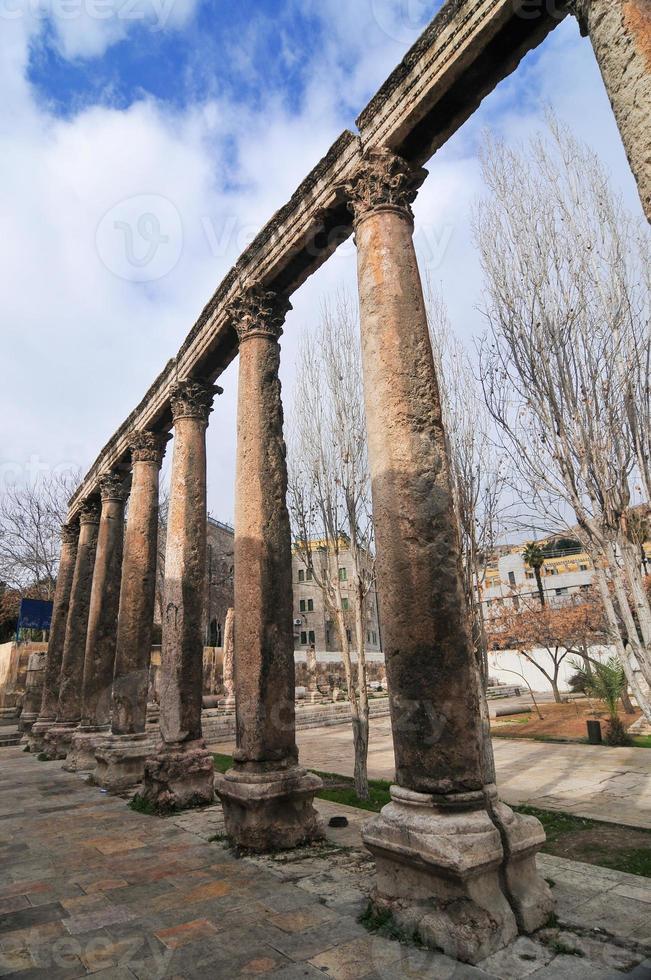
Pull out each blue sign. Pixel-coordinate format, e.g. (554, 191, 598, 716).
(18, 598, 53, 632)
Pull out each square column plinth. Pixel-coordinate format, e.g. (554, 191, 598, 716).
(216, 766, 324, 852)
(362, 786, 553, 965)
(93, 732, 159, 793)
(63, 727, 110, 772)
(138, 739, 215, 812)
(43, 723, 78, 760)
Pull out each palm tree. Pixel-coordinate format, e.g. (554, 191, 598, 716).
(570, 656, 631, 746)
(523, 542, 546, 607)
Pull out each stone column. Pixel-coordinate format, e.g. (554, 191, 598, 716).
(65, 473, 127, 772)
(346, 147, 552, 963)
(94, 431, 169, 792)
(138, 380, 218, 811)
(19, 652, 47, 735)
(215, 285, 322, 852)
(570, 0, 651, 222)
(27, 522, 79, 753)
(220, 607, 235, 710)
(45, 500, 100, 759)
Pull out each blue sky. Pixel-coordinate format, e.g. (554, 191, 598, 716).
(0, 0, 644, 522)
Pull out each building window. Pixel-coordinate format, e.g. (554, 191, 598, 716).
(342, 597, 349, 611)
(372, 631, 377, 644)
(300, 631, 307, 645)
(346, 628, 352, 642)
(299, 599, 306, 613)
(307, 598, 314, 612)
(308, 630, 315, 644)
(579, 564, 589, 571)
(326, 629, 330, 646)
(555, 587, 568, 595)
(298, 569, 305, 583)
(367, 630, 371, 643)
(306, 568, 313, 580)
(338, 567, 347, 581)
(508, 571, 516, 587)
(525, 572, 535, 580)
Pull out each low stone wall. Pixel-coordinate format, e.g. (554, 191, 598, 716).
(0, 642, 46, 719)
(202, 695, 391, 745)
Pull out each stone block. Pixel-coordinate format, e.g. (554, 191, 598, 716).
(138, 739, 215, 812)
(215, 766, 324, 852)
(362, 786, 518, 964)
(92, 732, 158, 792)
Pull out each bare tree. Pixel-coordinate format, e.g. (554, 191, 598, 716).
(426, 287, 506, 686)
(0, 471, 80, 598)
(287, 292, 374, 799)
(475, 115, 651, 722)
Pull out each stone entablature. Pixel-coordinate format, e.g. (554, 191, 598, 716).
(66, 0, 567, 519)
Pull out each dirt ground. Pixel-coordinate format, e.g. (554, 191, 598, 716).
(490, 698, 641, 741)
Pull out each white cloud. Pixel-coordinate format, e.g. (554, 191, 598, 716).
(0, 1, 645, 527)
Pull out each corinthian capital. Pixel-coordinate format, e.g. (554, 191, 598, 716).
(99, 472, 127, 502)
(129, 429, 171, 466)
(80, 499, 101, 524)
(60, 521, 80, 546)
(227, 283, 292, 343)
(344, 147, 424, 224)
(170, 378, 221, 424)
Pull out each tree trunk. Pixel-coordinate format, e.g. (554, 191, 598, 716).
(594, 566, 651, 724)
(551, 678, 562, 704)
(535, 567, 545, 607)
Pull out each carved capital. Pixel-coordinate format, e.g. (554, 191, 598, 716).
(565, 0, 588, 35)
(79, 499, 101, 524)
(344, 147, 424, 224)
(129, 429, 171, 466)
(170, 379, 221, 424)
(227, 283, 292, 343)
(60, 521, 80, 546)
(99, 472, 127, 502)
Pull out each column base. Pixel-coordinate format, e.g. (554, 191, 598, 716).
(93, 732, 158, 793)
(137, 738, 215, 812)
(215, 765, 324, 853)
(361, 785, 518, 965)
(43, 722, 79, 760)
(490, 800, 554, 933)
(63, 727, 110, 773)
(26, 717, 55, 754)
(18, 712, 38, 734)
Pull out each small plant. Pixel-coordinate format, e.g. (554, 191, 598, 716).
(359, 902, 423, 946)
(548, 939, 584, 957)
(569, 656, 632, 746)
(36, 752, 49, 761)
(128, 794, 158, 816)
(209, 833, 229, 844)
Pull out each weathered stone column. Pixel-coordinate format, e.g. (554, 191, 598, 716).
(570, 0, 651, 222)
(138, 380, 218, 811)
(19, 652, 47, 735)
(94, 431, 169, 791)
(215, 285, 322, 852)
(65, 473, 127, 772)
(27, 521, 79, 753)
(220, 606, 235, 710)
(45, 500, 100, 759)
(346, 147, 552, 963)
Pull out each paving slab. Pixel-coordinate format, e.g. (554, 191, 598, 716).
(1, 745, 651, 979)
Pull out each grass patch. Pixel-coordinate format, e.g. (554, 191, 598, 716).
(547, 939, 584, 957)
(213, 752, 233, 774)
(128, 794, 159, 816)
(632, 735, 651, 749)
(358, 902, 424, 946)
(36, 752, 50, 761)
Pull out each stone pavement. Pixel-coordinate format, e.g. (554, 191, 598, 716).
(1, 747, 651, 979)
(218, 719, 651, 831)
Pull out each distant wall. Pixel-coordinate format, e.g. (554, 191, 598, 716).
(488, 645, 613, 694)
(0, 642, 47, 713)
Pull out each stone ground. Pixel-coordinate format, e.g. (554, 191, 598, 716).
(216, 718, 651, 831)
(1, 748, 651, 979)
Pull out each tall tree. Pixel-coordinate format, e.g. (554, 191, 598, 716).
(287, 293, 374, 800)
(0, 471, 80, 598)
(522, 543, 546, 608)
(475, 115, 651, 722)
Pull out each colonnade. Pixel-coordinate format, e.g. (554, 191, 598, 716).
(26, 0, 650, 960)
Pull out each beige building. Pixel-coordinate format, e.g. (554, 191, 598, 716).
(291, 544, 382, 654)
